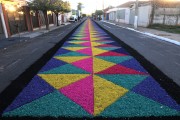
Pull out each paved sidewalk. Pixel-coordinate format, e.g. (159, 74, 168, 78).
(0, 21, 83, 93)
(0, 23, 70, 49)
(102, 20, 180, 43)
(12, 23, 70, 38)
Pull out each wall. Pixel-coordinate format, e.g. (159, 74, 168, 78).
(115, 8, 130, 24)
(109, 11, 116, 21)
(153, 8, 180, 25)
(138, 5, 152, 27)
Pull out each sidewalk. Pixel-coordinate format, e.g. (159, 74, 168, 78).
(12, 23, 70, 38)
(102, 20, 180, 45)
(0, 23, 70, 49)
(0, 21, 82, 93)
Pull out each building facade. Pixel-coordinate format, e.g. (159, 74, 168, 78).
(105, 1, 180, 27)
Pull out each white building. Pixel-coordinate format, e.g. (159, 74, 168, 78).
(106, 1, 180, 27)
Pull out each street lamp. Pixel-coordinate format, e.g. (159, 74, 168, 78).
(134, 0, 138, 29)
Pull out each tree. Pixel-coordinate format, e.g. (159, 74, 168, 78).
(51, 0, 63, 26)
(51, 0, 71, 26)
(77, 2, 82, 11)
(62, 1, 71, 13)
(95, 10, 103, 18)
(28, 0, 56, 30)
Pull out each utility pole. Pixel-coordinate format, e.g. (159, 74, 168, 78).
(103, 0, 104, 20)
(134, 0, 138, 29)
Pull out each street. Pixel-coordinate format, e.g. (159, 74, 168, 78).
(0, 19, 179, 119)
(97, 21, 180, 86)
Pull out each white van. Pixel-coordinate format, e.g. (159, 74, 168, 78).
(69, 15, 77, 22)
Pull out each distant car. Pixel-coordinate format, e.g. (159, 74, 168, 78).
(69, 16, 77, 22)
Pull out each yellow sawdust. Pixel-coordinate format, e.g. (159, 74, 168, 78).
(93, 75, 128, 116)
(62, 47, 88, 51)
(54, 56, 90, 63)
(68, 41, 87, 44)
(91, 42, 103, 47)
(92, 48, 108, 56)
(93, 57, 115, 73)
(38, 74, 90, 89)
(90, 37, 101, 41)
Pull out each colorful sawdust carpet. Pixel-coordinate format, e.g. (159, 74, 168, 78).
(2, 20, 180, 118)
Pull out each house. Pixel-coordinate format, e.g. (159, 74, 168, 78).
(0, 0, 68, 39)
(0, 0, 34, 39)
(105, 1, 180, 27)
(103, 6, 114, 20)
(115, 1, 150, 26)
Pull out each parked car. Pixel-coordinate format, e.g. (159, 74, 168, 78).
(69, 15, 77, 22)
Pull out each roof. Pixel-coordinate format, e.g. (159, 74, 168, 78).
(116, 0, 180, 8)
(155, 1, 180, 8)
(116, 1, 150, 8)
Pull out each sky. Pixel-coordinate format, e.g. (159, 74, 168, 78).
(67, 0, 180, 14)
(67, 0, 136, 14)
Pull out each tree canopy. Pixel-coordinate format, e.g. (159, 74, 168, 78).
(95, 10, 103, 16)
(77, 2, 82, 11)
(28, 0, 71, 28)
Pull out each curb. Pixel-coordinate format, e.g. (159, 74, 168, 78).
(101, 20, 180, 46)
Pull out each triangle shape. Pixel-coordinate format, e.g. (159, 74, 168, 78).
(132, 77, 180, 111)
(96, 44, 116, 47)
(60, 75, 94, 115)
(96, 56, 132, 64)
(68, 41, 86, 44)
(120, 58, 148, 73)
(97, 47, 120, 51)
(63, 47, 88, 52)
(59, 51, 88, 56)
(91, 42, 103, 47)
(96, 51, 127, 56)
(54, 48, 71, 56)
(38, 74, 90, 89)
(95, 41, 114, 44)
(77, 48, 92, 56)
(54, 56, 90, 63)
(112, 48, 130, 55)
(93, 57, 115, 73)
(3, 76, 55, 113)
(99, 92, 179, 117)
(98, 74, 148, 89)
(39, 58, 67, 72)
(107, 42, 120, 46)
(96, 64, 147, 75)
(63, 43, 84, 47)
(81, 42, 91, 47)
(93, 75, 128, 116)
(92, 48, 108, 56)
(3, 91, 91, 117)
(68, 40, 87, 43)
(72, 57, 93, 73)
(81, 37, 90, 40)
(40, 64, 89, 74)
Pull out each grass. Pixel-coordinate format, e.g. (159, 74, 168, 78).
(148, 24, 180, 34)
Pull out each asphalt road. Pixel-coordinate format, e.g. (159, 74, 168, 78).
(0, 21, 84, 93)
(96, 21, 180, 86)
